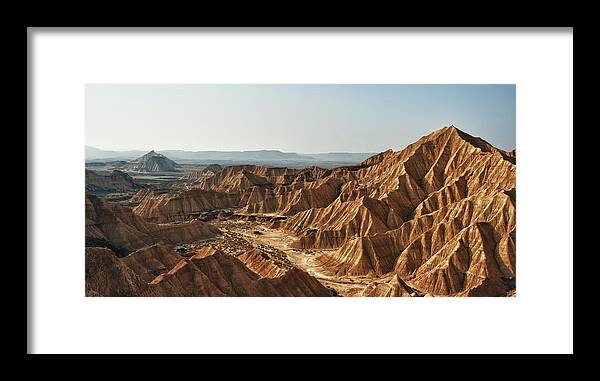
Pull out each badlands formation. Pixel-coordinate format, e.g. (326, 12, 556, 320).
(85, 126, 516, 297)
(123, 150, 180, 173)
(85, 169, 144, 193)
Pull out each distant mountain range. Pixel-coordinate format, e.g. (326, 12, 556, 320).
(85, 146, 376, 166)
(85, 146, 146, 161)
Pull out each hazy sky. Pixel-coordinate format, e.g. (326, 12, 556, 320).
(85, 84, 515, 153)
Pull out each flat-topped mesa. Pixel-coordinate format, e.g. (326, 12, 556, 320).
(123, 150, 180, 173)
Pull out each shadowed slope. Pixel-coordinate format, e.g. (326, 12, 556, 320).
(149, 246, 334, 297)
(85, 195, 221, 255)
(283, 126, 516, 296)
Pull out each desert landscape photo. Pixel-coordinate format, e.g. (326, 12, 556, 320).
(85, 84, 516, 297)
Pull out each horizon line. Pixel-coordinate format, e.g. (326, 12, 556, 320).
(85, 145, 379, 155)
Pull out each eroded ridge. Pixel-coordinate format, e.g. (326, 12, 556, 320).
(86, 126, 516, 297)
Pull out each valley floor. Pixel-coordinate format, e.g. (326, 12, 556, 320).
(188, 218, 395, 296)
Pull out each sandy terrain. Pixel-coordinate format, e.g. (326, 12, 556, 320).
(190, 219, 390, 296)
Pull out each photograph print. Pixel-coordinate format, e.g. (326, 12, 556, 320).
(85, 84, 516, 297)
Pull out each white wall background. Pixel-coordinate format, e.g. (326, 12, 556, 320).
(29, 28, 573, 354)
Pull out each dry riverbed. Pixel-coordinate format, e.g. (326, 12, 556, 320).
(197, 219, 394, 296)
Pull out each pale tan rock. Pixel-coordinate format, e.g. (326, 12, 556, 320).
(121, 244, 184, 282)
(85, 194, 221, 254)
(85, 169, 144, 193)
(277, 126, 516, 296)
(132, 188, 241, 223)
(86, 125, 516, 297)
(148, 246, 334, 297)
(237, 248, 289, 278)
(128, 188, 155, 205)
(85, 247, 161, 297)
